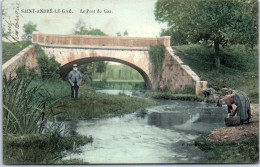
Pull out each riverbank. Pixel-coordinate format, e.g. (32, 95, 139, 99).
(3, 134, 93, 164)
(196, 103, 259, 163)
(146, 89, 204, 101)
(46, 88, 160, 121)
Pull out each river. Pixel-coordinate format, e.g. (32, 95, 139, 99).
(61, 90, 227, 164)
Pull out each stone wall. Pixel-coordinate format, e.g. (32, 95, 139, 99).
(156, 47, 207, 96)
(32, 32, 171, 48)
(2, 45, 39, 80)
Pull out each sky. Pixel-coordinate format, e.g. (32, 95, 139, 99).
(2, 0, 168, 41)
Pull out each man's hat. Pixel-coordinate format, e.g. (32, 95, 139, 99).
(73, 64, 78, 67)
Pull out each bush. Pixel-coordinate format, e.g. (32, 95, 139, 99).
(35, 45, 61, 79)
(146, 90, 204, 102)
(16, 65, 38, 79)
(149, 45, 166, 72)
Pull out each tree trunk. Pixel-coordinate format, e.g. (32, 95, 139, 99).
(214, 41, 220, 70)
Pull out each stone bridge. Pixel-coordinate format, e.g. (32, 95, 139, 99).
(2, 32, 207, 95)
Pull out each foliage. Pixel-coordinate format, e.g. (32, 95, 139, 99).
(29, 79, 71, 101)
(16, 65, 38, 79)
(2, 41, 32, 64)
(93, 65, 144, 81)
(3, 134, 92, 164)
(116, 32, 121, 36)
(123, 30, 128, 36)
(195, 137, 259, 163)
(149, 45, 166, 72)
(155, 0, 258, 69)
(78, 62, 97, 86)
(74, 19, 107, 36)
(147, 89, 204, 102)
(92, 81, 146, 90)
(74, 26, 107, 36)
(95, 61, 107, 81)
(22, 21, 38, 41)
(160, 27, 188, 45)
(2, 77, 50, 135)
(46, 84, 160, 121)
(35, 45, 61, 79)
(172, 44, 258, 103)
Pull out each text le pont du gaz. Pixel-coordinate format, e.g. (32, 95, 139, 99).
(20, 8, 113, 14)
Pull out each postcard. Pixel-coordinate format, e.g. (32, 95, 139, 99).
(1, 0, 259, 165)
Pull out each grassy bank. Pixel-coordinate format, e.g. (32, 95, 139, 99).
(92, 80, 146, 90)
(47, 84, 159, 121)
(146, 88, 204, 102)
(27, 79, 159, 121)
(173, 44, 258, 103)
(92, 64, 144, 81)
(3, 134, 92, 164)
(2, 41, 32, 64)
(195, 137, 259, 163)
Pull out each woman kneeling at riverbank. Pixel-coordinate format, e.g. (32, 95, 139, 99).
(224, 92, 251, 124)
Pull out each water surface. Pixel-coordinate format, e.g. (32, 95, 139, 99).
(62, 93, 227, 164)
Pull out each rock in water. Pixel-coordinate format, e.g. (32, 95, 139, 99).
(225, 116, 240, 126)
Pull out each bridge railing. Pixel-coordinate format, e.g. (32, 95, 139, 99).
(32, 32, 170, 48)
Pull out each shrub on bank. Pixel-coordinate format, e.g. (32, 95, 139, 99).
(147, 89, 204, 102)
(35, 45, 61, 79)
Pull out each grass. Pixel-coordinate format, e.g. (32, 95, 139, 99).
(46, 84, 160, 121)
(3, 134, 92, 164)
(173, 44, 258, 103)
(195, 137, 259, 163)
(92, 80, 146, 90)
(2, 41, 32, 64)
(29, 78, 71, 101)
(92, 64, 144, 81)
(20, 78, 159, 121)
(2, 77, 51, 135)
(2, 77, 92, 164)
(146, 88, 205, 101)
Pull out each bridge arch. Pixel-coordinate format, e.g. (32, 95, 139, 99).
(59, 57, 152, 89)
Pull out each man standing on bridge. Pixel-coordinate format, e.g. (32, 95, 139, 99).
(68, 64, 83, 98)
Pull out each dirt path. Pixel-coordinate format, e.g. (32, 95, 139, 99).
(207, 104, 259, 143)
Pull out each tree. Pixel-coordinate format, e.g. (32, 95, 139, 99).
(22, 22, 38, 41)
(2, 8, 8, 38)
(74, 19, 107, 36)
(79, 63, 97, 86)
(155, 0, 258, 69)
(96, 62, 107, 81)
(116, 32, 121, 36)
(123, 30, 128, 36)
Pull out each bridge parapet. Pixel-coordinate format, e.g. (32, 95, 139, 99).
(32, 32, 170, 48)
